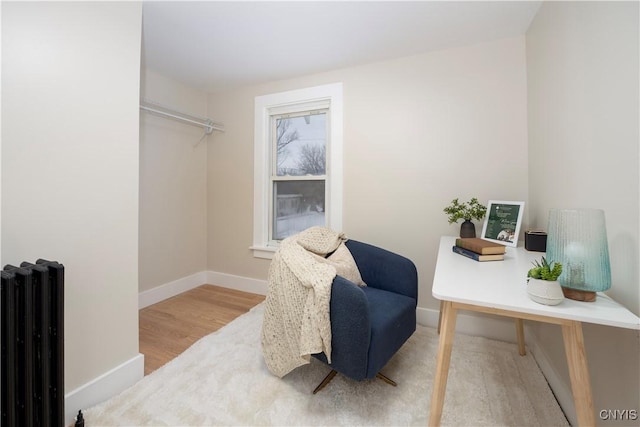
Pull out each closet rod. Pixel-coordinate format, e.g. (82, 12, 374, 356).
(139, 99, 224, 134)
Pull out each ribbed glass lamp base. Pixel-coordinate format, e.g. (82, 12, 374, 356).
(561, 287, 596, 302)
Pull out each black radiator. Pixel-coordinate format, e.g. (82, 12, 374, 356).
(1, 260, 64, 427)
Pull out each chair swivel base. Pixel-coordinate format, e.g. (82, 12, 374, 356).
(312, 369, 397, 394)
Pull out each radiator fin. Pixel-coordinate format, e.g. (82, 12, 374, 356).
(1, 260, 64, 427)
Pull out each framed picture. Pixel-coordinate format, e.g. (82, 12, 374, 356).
(481, 200, 525, 248)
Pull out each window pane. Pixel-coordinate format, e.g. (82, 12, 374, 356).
(272, 180, 325, 240)
(276, 113, 326, 176)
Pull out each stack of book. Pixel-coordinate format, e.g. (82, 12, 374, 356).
(452, 237, 506, 262)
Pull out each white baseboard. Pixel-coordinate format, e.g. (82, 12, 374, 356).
(138, 270, 267, 311)
(206, 270, 268, 295)
(138, 271, 207, 309)
(65, 353, 144, 426)
(416, 306, 441, 328)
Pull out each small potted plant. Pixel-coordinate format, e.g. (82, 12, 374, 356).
(526, 256, 564, 305)
(443, 197, 487, 238)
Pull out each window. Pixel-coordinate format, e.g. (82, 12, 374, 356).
(271, 108, 327, 240)
(252, 84, 343, 259)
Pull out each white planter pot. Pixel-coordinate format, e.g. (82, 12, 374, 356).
(527, 278, 564, 306)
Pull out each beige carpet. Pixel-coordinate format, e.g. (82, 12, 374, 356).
(84, 303, 568, 426)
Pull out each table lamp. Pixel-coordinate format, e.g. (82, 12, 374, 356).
(546, 209, 611, 302)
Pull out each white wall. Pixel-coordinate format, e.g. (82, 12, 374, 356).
(1, 2, 143, 422)
(207, 37, 529, 310)
(139, 69, 208, 294)
(527, 2, 639, 425)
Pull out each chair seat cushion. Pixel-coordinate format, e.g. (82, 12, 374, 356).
(361, 286, 416, 378)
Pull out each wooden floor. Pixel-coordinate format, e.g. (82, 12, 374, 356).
(139, 284, 265, 375)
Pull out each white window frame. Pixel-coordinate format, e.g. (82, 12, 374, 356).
(251, 83, 343, 259)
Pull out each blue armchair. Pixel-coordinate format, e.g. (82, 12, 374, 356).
(312, 239, 418, 392)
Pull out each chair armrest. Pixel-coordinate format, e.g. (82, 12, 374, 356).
(314, 275, 371, 380)
(345, 240, 418, 301)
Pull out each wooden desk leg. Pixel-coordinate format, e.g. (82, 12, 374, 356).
(562, 321, 595, 427)
(515, 319, 526, 356)
(429, 300, 458, 426)
(437, 300, 444, 334)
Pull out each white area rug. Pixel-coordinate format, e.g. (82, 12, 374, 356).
(84, 303, 568, 426)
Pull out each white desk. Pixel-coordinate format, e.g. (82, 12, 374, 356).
(429, 236, 640, 427)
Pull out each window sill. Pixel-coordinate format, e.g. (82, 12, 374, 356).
(250, 245, 277, 260)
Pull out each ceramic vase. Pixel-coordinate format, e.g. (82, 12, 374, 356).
(460, 220, 476, 238)
(526, 278, 564, 306)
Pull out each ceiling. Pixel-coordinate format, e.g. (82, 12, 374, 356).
(142, 1, 542, 93)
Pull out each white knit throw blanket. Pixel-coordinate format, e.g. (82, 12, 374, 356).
(261, 227, 346, 378)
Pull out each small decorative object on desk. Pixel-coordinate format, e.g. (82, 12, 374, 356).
(452, 245, 504, 262)
(524, 230, 547, 252)
(455, 237, 506, 255)
(526, 256, 564, 306)
(480, 200, 525, 248)
(443, 198, 487, 238)
(546, 208, 611, 302)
